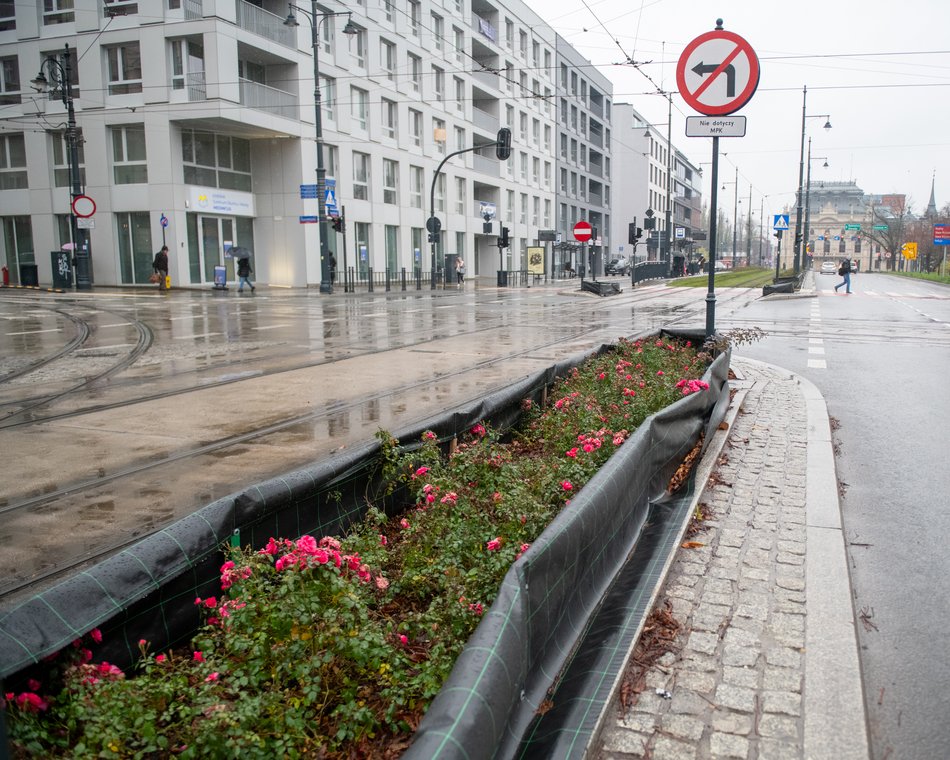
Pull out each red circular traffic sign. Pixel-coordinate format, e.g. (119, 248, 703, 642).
(71, 194, 97, 219)
(573, 221, 592, 242)
(676, 29, 759, 116)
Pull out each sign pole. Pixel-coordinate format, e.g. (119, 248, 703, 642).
(706, 136, 720, 338)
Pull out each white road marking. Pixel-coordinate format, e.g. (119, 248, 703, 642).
(807, 359, 827, 369)
(6, 328, 61, 335)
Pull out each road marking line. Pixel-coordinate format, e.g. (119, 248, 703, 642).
(808, 346, 825, 355)
(174, 332, 222, 340)
(251, 324, 292, 331)
(6, 328, 61, 335)
(807, 358, 827, 369)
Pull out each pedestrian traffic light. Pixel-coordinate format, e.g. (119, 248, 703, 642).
(774, 229, 783, 240)
(331, 215, 344, 233)
(628, 222, 637, 244)
(499, 226, 510, 248)
(428, 231, 440, 243)
(495, 127, 512, 161)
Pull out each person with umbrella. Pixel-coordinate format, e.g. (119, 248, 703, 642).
(231, 247, 255, 292)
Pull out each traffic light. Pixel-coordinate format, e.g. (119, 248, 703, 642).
(331, 215, 344, 233)
(773, 229, 783, 240)
(495, 127, 512, 161)
(628, 223, 637, 244)
(498, 226, 510, 248)
(428, 231, 440, 243)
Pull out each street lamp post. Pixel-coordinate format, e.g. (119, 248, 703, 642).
(791, 85, 831, 274)
(284, 3, 357, 294)
(32, 44, 91, 290)
(802, 137, 829, 268)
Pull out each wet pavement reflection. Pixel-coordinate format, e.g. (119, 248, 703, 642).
(0, 281, 760, 603)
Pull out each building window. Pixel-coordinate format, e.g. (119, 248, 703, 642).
(455, 177, 465, 215)
(519, 193, 527, 224)
(532, 157, 539, 185)
(1, 217, 34, 281)
(544, 199, 551, 227)
(453, 27, 464, 63)
(519, 30, 527, 59)
(43, 0, 74, 25)
(506, 190, 514, 222)
(505, 19, 513, 50)
(182, 129, 251, 191)
(433, 118, 446, 154)
(115, 211, 154, 284)
(411, 227, 423, 269)
(0, 56, 20, 105)
(385, 225, 398, 271)
(355, 222, 370, 275)
(408, 0, 420, 37)
(349, 26, 366, 68)
(431, 13, 444, 52)
(432, 66, 444, 103)
(352, 152, 369, 200)
(383, 159, 398, 204)
(111, 124, 147, 184)
(454, 77, 464, 114)
(434, 174, 445, 212)
(532, 196, 540, 226)
(455, 231, 464, 265)
(409, 165, 423, 208)
(381, 40, 396, 81)
(351, 87, 368, 130)
(51, 129, 85, 188)
(106, 43, 142, 95)
(0, 0, 15, 31)
(383, 0, 393, 23)
(170, 39, 204, 93)
(544, 161, 551, 187)
(0, 133, 27, 189)
(409, 108, 422, 147)
(454, 126, 465, 152)
(409, 53, 421, 92)
(321, 76, 336, 123)
(104, 0, 138, 16)
(381, 98, 397, 139)
(519, 152, 527, 182)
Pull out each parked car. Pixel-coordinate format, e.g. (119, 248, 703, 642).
(605, 257, 630, 275)
(820, 261, 837, 275)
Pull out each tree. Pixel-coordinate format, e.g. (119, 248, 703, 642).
(859, 196, 910, 272)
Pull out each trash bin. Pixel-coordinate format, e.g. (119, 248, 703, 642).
(50, 251, 73, 289)
(496, 270, 508, 287)
(19, 263, 39, 287)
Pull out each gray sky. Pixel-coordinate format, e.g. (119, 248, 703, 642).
(529, 0, 950, 223)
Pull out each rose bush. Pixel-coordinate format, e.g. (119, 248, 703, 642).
(6, 336, 713, 758)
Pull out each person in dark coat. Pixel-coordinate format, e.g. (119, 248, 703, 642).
(152, 246, 169, 290)
(834, 257, 852, 294)
(237, 256, 255, 292)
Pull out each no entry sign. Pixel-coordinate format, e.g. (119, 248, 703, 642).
(573, 221, 592, 242)
(676, 28, 759, 116)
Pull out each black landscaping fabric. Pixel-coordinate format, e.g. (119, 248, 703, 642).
(0, 328, 728, 760)
(404, 337, 730, 759)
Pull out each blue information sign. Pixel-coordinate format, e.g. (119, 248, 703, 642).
(299, 215, 319, 224)
(300, 184, 318, 199)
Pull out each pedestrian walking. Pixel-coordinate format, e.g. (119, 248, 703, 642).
(330, 254, 337, 283)
(152, 246, 169, 290)
(834, 257, 852, 294)
(237, 256, 255, 292)
(455, 257, 466, 287)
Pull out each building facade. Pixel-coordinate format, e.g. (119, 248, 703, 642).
(0, 0, 608, 288)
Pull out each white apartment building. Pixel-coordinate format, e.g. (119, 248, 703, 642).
(553, 36, 611, 276)
(0, 0, 606, 288)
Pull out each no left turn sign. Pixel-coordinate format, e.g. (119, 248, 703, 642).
(676, 28, 759, 116)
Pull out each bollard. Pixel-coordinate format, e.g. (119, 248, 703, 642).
(385, 268, 391, 292)
(368, 267, 374, 292)
(401, 267, 407, 291)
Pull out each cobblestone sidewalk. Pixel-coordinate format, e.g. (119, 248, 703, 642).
(593, 359, 867, 760)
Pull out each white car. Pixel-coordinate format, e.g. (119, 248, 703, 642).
(820, 261, 837, 275)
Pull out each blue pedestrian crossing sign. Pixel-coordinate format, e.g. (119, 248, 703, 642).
(773, 214, 789, 231)
(325, 178, 338, 215)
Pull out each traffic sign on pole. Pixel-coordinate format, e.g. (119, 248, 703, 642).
(573, 221, 593, 242)
(71, 194, 96, 218)
(773, 214, 789, 231)
(676, 27, 760, 116)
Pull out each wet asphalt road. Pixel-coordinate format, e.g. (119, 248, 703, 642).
(736, 271, 950, 760)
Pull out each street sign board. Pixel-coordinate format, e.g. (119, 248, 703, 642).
(934, 223, 950, 245)
(160, 213, 169, 228)
(71, 194, 96, 218)
(573, 221, 593, 242)
(685, 115, 747, 137)
(675, 227, 686, 239)
(873, 224, 889, 231)
(773, 214, 789, 231)
(299, 215, 319, 223)
(676, 28, 760, 116)
(76, 217, 95, 229)
(324, 178, 338, 215)
(300, 184, 318, 199)
(845, 223, 861, 231)
(538, 229, 557, 241)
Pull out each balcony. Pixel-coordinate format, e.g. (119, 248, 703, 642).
(472, 68, 499, 91)
(472, 105, 499, 132)
(239, 78, 297, 119)
(236, 0, 295, 49)
(186, 71, 207, 101)
(473, 153, 500, 177)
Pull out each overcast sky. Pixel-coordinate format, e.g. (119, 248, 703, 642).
(529, 0, 950, 223)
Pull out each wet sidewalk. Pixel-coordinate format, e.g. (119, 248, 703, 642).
(592, 357, 869, 759)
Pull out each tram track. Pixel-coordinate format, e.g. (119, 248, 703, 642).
(0, 284, 758, 603)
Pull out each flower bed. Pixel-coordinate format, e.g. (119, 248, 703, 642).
(5, 336, 719, 758)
